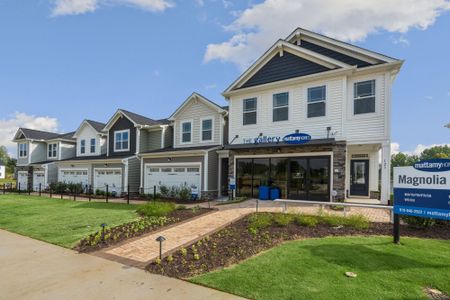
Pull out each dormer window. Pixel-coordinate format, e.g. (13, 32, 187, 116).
(80, 140, 86, 154)
(90, 138, 96, 153)
(48, 143, 57, 158)
(181, 121, 192, 143)
(19, 143, 27, 158)
(114, 130, 129, 151)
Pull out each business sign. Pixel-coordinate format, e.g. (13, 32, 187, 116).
(229, 176, 236, 190)
(243, 133, 311, 145)
(393, 159, 450, 220)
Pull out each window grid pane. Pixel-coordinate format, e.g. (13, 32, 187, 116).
(354, 80, 375, 114)
(308, 86, 326, 103)
(243, 98, 257, 125)
(273, 93, 288, 122)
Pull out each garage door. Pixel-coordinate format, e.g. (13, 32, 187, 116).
(59, 169, 89, 186)
(17, 171, 28, 190)
(33, 171, 45, 191)
(94, 169, 122, 195)
(144, 165, 201, 194)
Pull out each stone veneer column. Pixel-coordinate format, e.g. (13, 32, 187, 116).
(332, 141, 347, 201)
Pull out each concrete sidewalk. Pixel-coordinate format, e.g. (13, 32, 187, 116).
(0, 230, 243, 300)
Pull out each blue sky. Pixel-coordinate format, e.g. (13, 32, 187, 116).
(0, 0, 449, 156)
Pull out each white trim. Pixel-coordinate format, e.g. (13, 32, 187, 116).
(348, 158, 370, 197)
(204, 152, 208, 191)
(233, 151, 334, 201)
(73, 120, 105, 138)
(180, 119, 193, 145)
(169, 93, 227, 121)
(58, 142, 62, 160)
(140, 156, 144, 189)
(113, 129, 130, 152)
(136, 128, 141, 154)
(93, 167, 123, 191)
(103, 110, 137, 132)
(18, 142, 28, 158)
(47, 142, 58, 160)
(199, 116, 215, 143)
(306, 84, 327, 119)
(58, 168, 89, 183)
(272, 91, 290, 123)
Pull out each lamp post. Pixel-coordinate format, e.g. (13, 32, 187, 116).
(155, 236, 166, 259)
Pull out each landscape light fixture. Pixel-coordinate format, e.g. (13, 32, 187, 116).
(100, 223, 107, 241)
(156, 236, 166, 259)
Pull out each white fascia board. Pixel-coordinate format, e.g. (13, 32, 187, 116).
(169, 92, 226, 121)
(103, 110, 138, 132)
(73, 120, 103, 138)
(286, 28, 399, 63)
(139, 146, 222, 159)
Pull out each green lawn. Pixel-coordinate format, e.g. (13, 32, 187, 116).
(0, 194, 139, 247)
(191, 236, 450, 300)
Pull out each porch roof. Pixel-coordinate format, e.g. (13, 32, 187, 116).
(223, 138, 336, 150)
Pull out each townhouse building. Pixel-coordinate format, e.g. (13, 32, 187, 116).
(13, 28, 402, 204)
(13, 128, 76, 190)
(222, 28, 402, 204)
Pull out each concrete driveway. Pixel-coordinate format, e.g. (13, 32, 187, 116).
(0, 230, 243, 300)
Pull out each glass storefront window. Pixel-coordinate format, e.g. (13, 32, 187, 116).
(270, 158, 288, 198)
(309, 157, 330, 201)
(252, 159, 270, 197)
(237, 159, 253, 197)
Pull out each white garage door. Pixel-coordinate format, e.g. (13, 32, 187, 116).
(144, 165, 201, 194)
(33, 171, 45, 191)
(59, 169, 89, 186)
(17, 171, 28, 190)
(94, 169, 122, 195)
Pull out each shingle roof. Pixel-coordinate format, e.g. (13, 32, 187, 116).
(55, 132, 76, 140)
(19, 128, 61, 140)
(119, 109, 163, 126)
(86, 120, 106, 132)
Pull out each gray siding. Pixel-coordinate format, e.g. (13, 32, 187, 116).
(108, 117, 137, 157)
(207, 150, 218, 191)
(239, 51, 331, 89)
(164, 126, 173, 148)
(31, 142, 47, 163)
(60, 142, 76, 160)
(140, 129, 163, 152)
(17, 141, 29, 165)
(127, 157, 141, 193)
(47, 163, 58, 184)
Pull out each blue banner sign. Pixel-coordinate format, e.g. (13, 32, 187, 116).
(243, 133, 311, 145)
(283, 133, 311, 144)
(393, 159, 450, 220)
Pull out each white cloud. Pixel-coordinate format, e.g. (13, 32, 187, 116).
(51, 0, 174, 16)
(391, 142, 401, 155)
(0, 112, 59, 157)
(204, 83, 217, 90)
(205, 0, 450, 68)
(195, 0, 204, 7)
(447, 91, 450, 97)
(52, 0, 97, 16)
(425, 95, 433, 100)
(391, 35, 410, 47)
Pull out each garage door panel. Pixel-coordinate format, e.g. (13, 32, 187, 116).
(33, 172, 45, 191)
(17, 172, 28, 190)
(59, 170, 89, 186)
(94, 169, 122, 195)
(144, 165, 201, 195)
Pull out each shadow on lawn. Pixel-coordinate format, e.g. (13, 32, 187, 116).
(304, 243, 449, 272)
(70, 202, 137, 211)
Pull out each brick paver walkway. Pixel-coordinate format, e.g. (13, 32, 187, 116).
(93, 199, 391, 268)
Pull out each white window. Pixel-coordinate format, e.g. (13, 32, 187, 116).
(80, 140, 86, 154)
(201, 118, 213, 141)
(187, 167, 200, 172)
(161, 168, 172, 172)
(149, 168, 159, 172)
(90, 138, 96, 153)
(354, 80, 376, 115)
(243, 98, 257, 125)
(19, 143, 27, 158)
(114, 130, 130, 151)
(174, 167, 185, 172)
(307, 86, 326, 118)
(181, 121, 192, 143)
(48, 143, 57, 158)
(273, 92, 289, 122)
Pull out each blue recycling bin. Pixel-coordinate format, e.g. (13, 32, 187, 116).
(270, 187, 280, 200)
(258, 186, 270, 200)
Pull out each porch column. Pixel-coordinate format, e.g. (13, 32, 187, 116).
(380, 142, 391, 205)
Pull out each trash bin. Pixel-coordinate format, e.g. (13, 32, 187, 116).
(270, 187, 280, 200)
(258, 186, 270, 200)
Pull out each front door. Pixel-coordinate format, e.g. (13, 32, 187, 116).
(288, 158, 308, 200)
(350, 160, 369, 196)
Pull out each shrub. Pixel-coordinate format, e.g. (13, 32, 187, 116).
(273, 213, 295, 227)
(248, 213, 273, 233)
(345, 214, 369, 230)
(159, 185, 170, 198)
(320, 215, 347, 227)
(401, 216, 436, 228)
(137, 202, 177, 217)
(95, 189, 105, 196)
(295, 215, 319, 227)
(178, 185, 192, 201)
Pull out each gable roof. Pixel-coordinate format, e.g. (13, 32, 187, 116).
(73, 119, 106, 138)
(12, 128, 75, 142)
(223, 39, 352, 94)
(103, 109, 166, 131)
(224, 28, 402, 95)
(168, 92, 227, 121)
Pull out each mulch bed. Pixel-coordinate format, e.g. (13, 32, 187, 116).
(146, 214, 450, 279)
(75, 207, 214, 252)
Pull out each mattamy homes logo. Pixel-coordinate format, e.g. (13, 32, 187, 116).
(413, 159, 450, 172)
